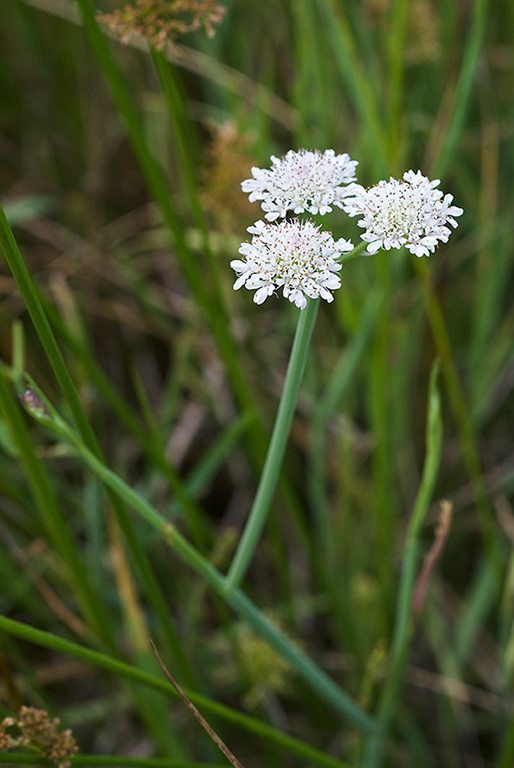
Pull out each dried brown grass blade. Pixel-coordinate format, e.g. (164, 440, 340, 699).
(412, 499, 453, 618)
(150, 640, 246, 768)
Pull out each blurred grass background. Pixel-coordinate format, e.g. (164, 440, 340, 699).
(0, 0, 513, 766)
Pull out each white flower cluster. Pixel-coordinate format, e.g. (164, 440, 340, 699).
(233, 149, 357, 308)
(241, 149, 358, 221)
(232, 150, 462, 308)
(343, 170, 463, 257)
(231, 220, 353, 309)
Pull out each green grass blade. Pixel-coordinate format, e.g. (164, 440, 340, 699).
(316, 0, 388, 175)
(0, 205, 95, 446)
(0, 615, 354, 768)
(386, 0, 410, 168)
(72, 0, 255, 425)
(0, 203, 197, 687)
(0, 757, 223, 768)
(414, 258, 501, 564)
(364, 360, 443, 767)
(433, 0, 489, 178)
(0, 367, 112, 647)
(20, 384, 373, 730)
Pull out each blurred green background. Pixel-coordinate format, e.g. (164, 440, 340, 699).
(0, 1, 513, 767)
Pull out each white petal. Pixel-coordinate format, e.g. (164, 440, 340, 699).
(233, 274, 248, 290)
(230, 259, 249, 272)
(319, 286, 334, 302)
(253, 286, 271, 304)
(335, 237, 354, 252)
(366, 240, 383, 254)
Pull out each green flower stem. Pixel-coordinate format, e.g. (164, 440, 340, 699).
(20, 387, 373, 732)
(0, 616, 354, 768)
(224, 297, 320, 594)
(364, 361, 443, 768)
(76, 0, 305, 549)
(369, 252, 396, 614)
(339, 239, 368, 262)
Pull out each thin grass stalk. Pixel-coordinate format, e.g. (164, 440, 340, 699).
(422, 0, 500, 576)
(150, 47, 224, 298)
(0, 368, 112, 648)
(386, 0, 409, 170)
(19, 384, 373, 731)
(45, 298, 237, 545)
(418, 0, 497, 558)
(432, 0, 489, 179)
(497, 713, 514, 768)
(291, 0, 332, 145)
(224, 297, 320, 593)
(130, 367, 210, 551)
(415, 1, 503, 649)
(316, 0, 388, 177)
(0, 616, 355, 768)
(468, 118, 500, 381)
(11, 321, 24, 390)
(0, 757, 223, 768)
(0, 207, 96, 449)
(72, 0, 257, 428)
(410, 0, 502, 663)
(0, 204, 195, 704)
(414, 259, 500, 564)
(74, 0, 311, 556)
(364, 361, 443, 768)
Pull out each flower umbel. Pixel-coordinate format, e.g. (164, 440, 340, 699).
(231, 219, 353, 309)
(0, 707, 78, 768)
(242, 149, 358, 221)
(343, 170, 463, 256)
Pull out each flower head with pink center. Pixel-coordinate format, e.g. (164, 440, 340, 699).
(343, 170, 463, 256)
(241, 149, 358, 221)
(230, 219, 353, 309)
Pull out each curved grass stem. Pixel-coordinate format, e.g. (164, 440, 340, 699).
(16, 377, 373, 732)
